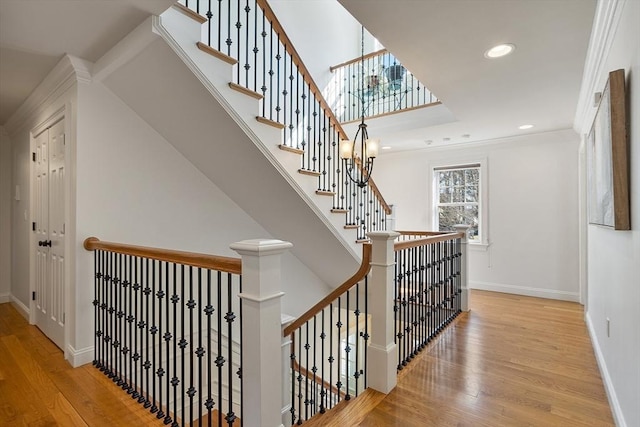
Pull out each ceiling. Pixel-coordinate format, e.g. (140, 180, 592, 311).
(339, 0, 596, 151)
(1, 0, 596, 151)
(0, 0, 175, 125)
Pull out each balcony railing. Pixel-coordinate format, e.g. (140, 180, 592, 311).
(85, 228, 469, 425)
(84, 237, 243, 426)
(328, 49, 439, 123)
(394, 231, 464, 370)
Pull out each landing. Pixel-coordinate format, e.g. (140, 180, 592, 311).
(302, 290, 614, 426)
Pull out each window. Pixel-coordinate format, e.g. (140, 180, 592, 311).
(434, 164, 481, 242)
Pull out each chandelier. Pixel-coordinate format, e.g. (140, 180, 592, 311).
(340, 26, 379, 188)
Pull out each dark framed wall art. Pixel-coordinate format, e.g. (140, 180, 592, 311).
(587, 68, 630, 230)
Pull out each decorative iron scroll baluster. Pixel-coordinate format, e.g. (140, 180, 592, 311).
(87, 237, 242, 427)
(393, 233, 462, 370)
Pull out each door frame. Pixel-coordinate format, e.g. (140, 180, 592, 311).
(29, 105, 70, 356)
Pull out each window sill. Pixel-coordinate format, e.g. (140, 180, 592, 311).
(469, 242, 490, 252)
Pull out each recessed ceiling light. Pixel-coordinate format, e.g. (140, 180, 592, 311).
(381, 146, 391, 150)
(485, 43, 516, 58)
(443, 137, 450, 142)
(424, 139, 433, 144)
(462, 134, 471, 138)
(518, 124, 534, 130)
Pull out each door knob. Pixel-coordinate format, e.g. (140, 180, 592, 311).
(44, 240, 52, 247)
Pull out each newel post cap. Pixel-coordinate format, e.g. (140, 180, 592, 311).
(230, 239, 293, 256)
(367, 231, 400, 241)
(453, 224, 471, 240)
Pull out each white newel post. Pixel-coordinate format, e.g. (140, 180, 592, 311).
(387, 204, 396, 231)
(453, 225, 471, 312)
(230, 239, 293, 427)
(367, 230, 400, 393)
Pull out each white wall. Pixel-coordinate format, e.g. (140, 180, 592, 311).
(0, 127, 11, 302)
(578, 1, 640, 425)
(73, 81, 330, 354)
(269, 0, 364, 92)
(374, 129, 581, 301)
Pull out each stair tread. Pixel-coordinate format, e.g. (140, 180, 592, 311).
(278, 144, 303, 154)
(196, 42, 237, 65)
(331, 208, 349, 214)
(229, 82, 263, 100)
(316, 190, 336, 196)
(356, 239, 370, 243)
(173, 3, 207, 24)
(257, 117, 285, 129)
(298, 169, 321, 177)
(344, 224, 359, 229)
(300, 388, 385, 427)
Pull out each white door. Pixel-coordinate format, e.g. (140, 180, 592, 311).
(33, 118, 66, 349)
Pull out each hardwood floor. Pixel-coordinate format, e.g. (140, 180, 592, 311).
(305, 290, 615, 426)
(0, 302, 165, 426)
(0, 290, 614, 426)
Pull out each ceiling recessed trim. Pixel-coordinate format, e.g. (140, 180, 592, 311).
(484, 43, 516, 58)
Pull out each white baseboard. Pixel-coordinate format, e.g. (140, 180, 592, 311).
(68, 344, 94, 368)
(470, 280, 580, 302)
(10, 295, 30, 320)
(585, 313, 627, 427)
(0, 292, 10, 304)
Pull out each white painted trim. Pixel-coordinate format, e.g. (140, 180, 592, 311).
(428, 156, 489, 246)
(0, 293, 10, 303)
(4, 55, 91, 135)
(238, 291, 285, 303)
(10, 295, 30, 321)
(388, 127, 575, 155)
(67, 344, 94, 368)
(469, 242, 490, 252)
(585, 313, 627, 427)
(470, 280, 580, 302)
(573, 0, 627, 135)
(93, 16, 158, 82)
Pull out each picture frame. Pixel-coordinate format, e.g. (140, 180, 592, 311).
(587, 69, 630, 230)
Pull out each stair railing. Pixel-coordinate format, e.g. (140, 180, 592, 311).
(179, 0, 392, 241)
(328, 49, 439, 123)
(282, 243, 372, 425)
(84, 237, 243, 426)
(393, 229, 467, 370)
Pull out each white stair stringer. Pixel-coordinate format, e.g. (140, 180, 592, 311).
(97, 6, 361, 286)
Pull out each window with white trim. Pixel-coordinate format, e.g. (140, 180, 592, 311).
(434, 164, 482, 242)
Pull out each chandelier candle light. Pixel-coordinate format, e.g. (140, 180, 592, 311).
(340, 26, 380, 188)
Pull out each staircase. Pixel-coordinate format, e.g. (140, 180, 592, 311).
(95, 1, 394, 288)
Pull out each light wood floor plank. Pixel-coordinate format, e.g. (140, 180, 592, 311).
(0, 290, 614, 426)
(304, 290, 614, 426)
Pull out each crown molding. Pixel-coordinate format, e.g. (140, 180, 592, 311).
(4, 54, 93, 135)
(573, 0, 627, 135)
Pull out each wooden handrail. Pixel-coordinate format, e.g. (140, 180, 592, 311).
(257, 0, 348, 142)
(283, 243, 372, 337)
(329, 48, 389, 72)
(394, 232, 463, 252)
(396, 231, 453, 237)
(256, 0, 391, 218)
(83, 237, 242, 274)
